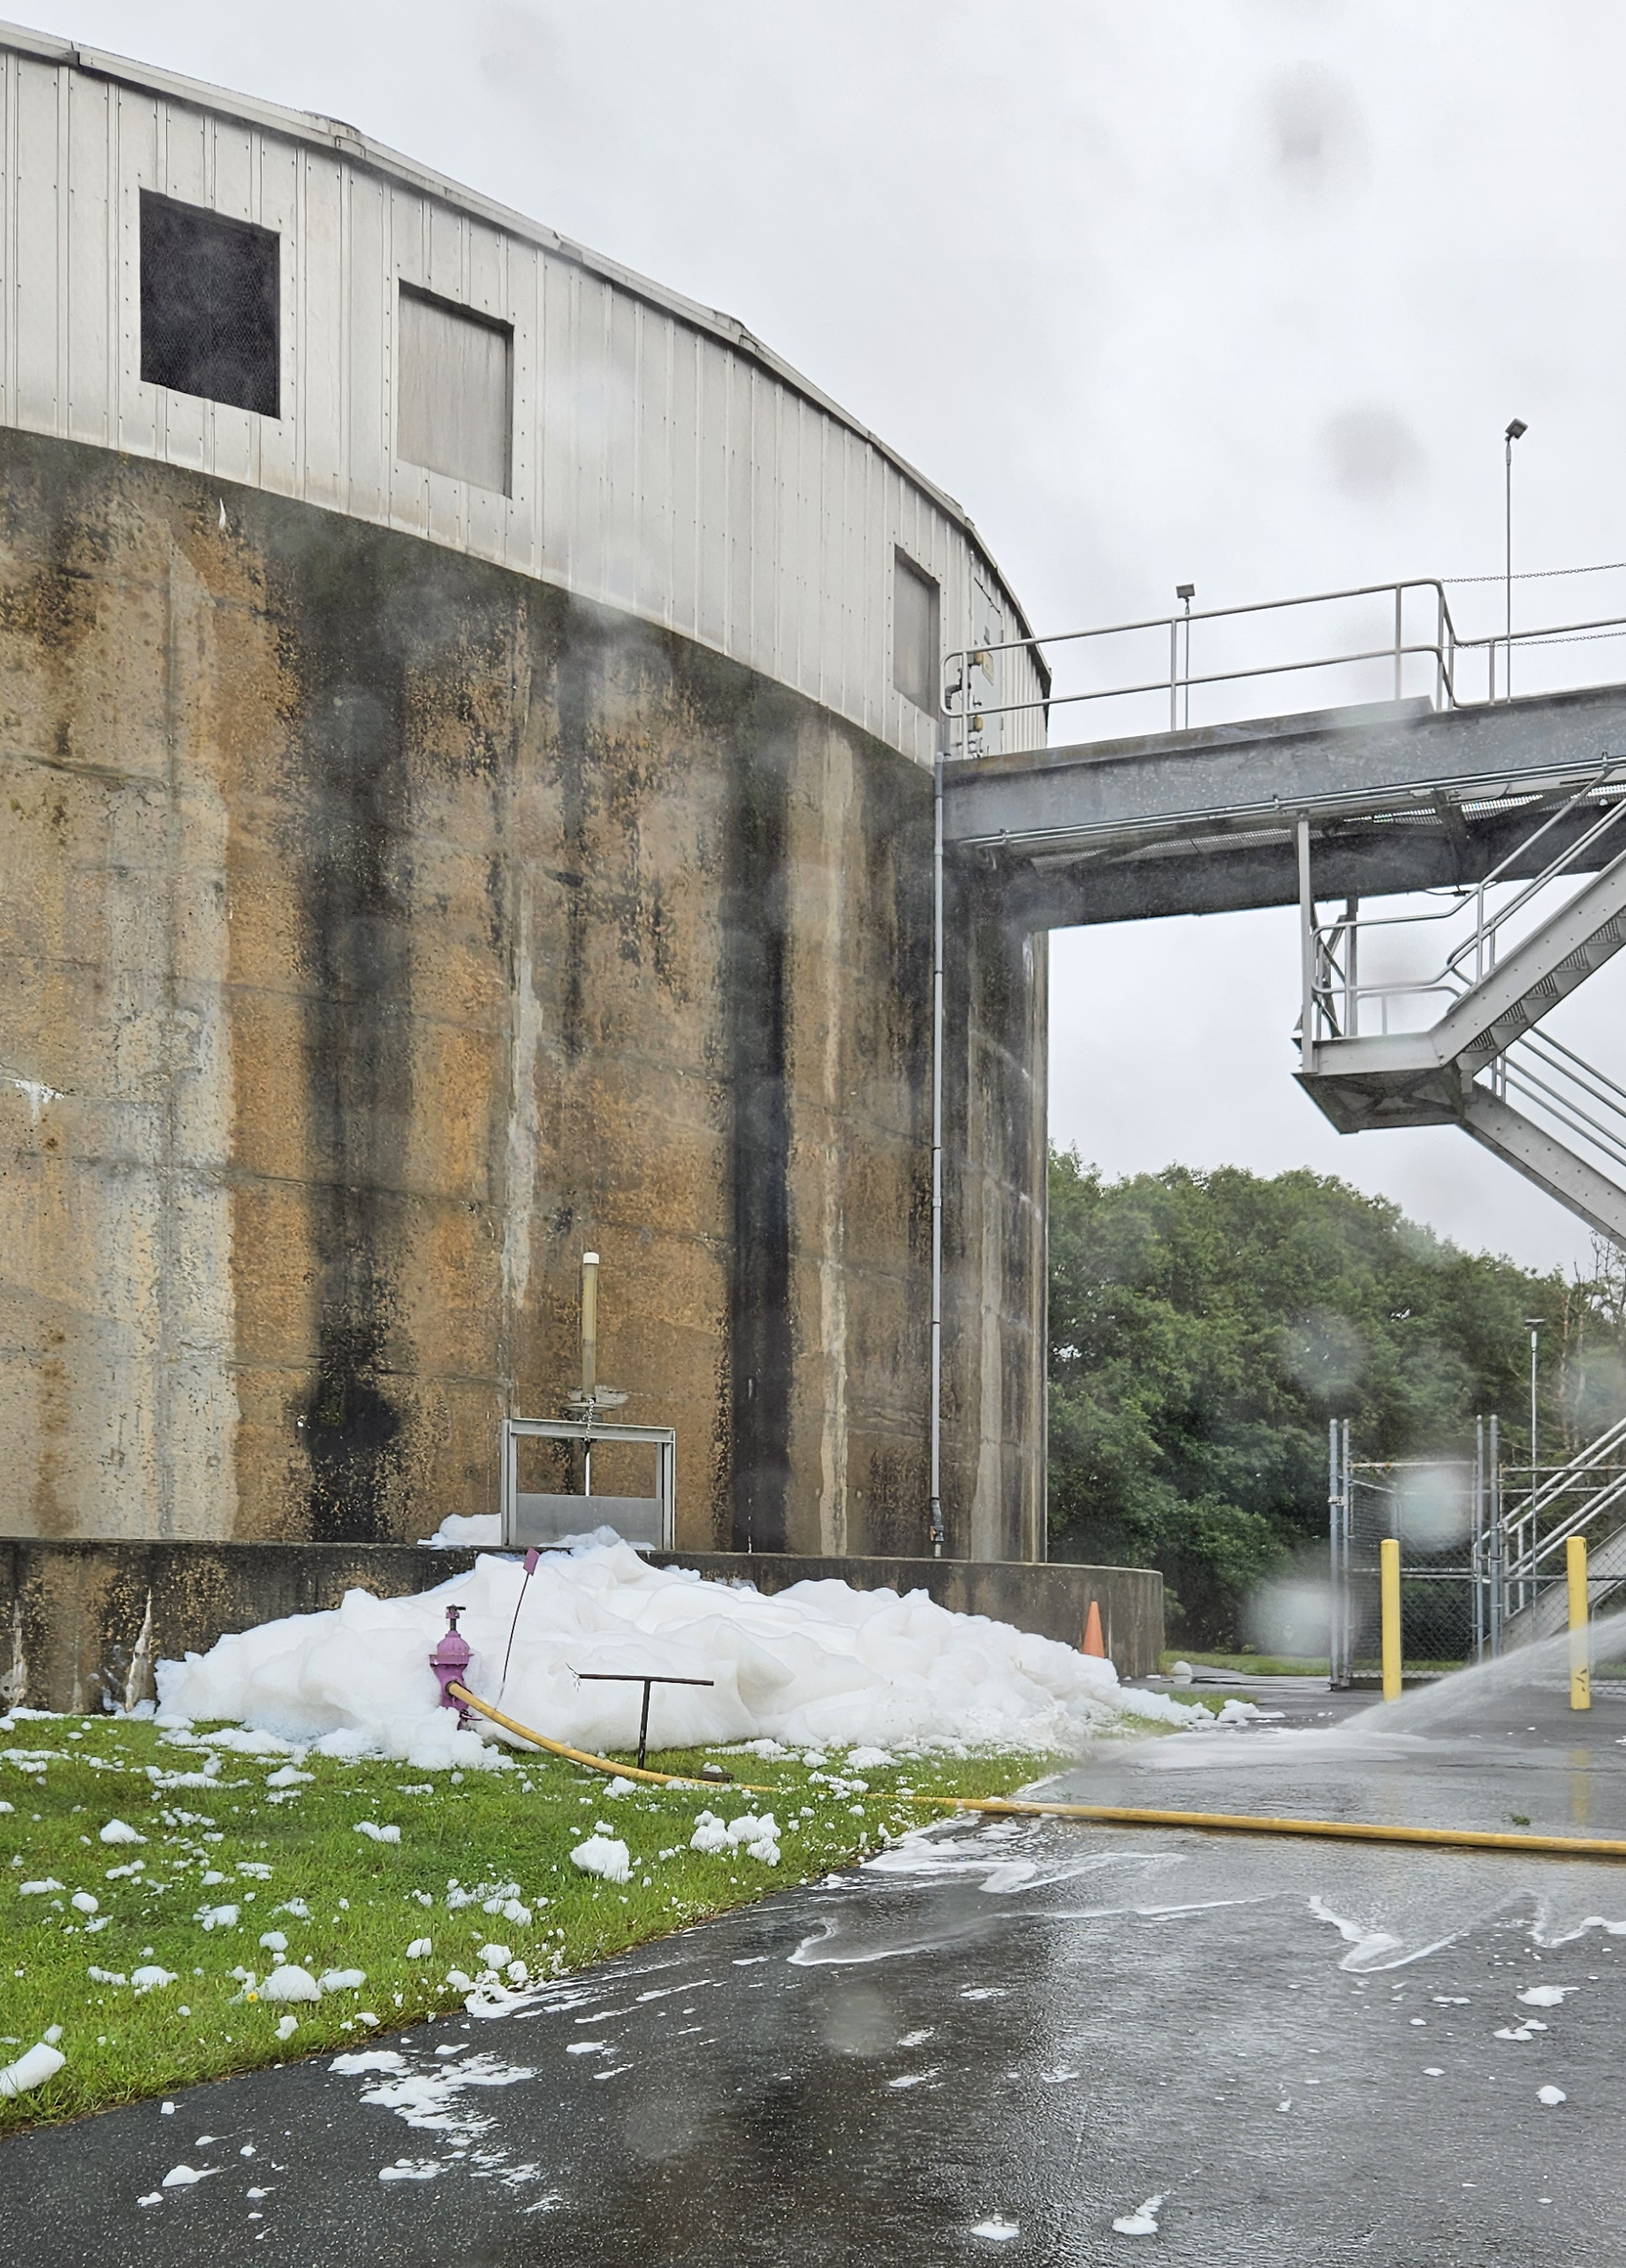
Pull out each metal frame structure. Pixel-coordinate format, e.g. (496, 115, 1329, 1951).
(498, 1416, 676, 1551)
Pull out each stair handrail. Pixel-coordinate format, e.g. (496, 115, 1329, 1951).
(1505, 1465, 1626, 1583)
(1500, 1043, 1626, 1180)
(1500, 1409, 1626, 1589)
(1308, 764, 1626, 1044)
(1447, 772, 1626, 990)
(1506, 1408, 1626, 1523)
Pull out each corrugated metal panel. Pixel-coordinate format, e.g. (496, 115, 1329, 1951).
(0, 40, 1041, 767)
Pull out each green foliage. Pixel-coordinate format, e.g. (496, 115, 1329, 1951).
(1047, 1150, 1626, 1645)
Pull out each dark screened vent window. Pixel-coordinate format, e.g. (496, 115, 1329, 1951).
(140, 192, 280, 418)
(398, 286, 513, 496)
(893, 550, 941, 714)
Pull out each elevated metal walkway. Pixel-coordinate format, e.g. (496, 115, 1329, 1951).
(941, 571, 1626, 1248)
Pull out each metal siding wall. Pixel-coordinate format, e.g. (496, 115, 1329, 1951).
(300, 147, 344, 509)
(65, 71, 105, 449)
(14, 59, 61, 435)
(668, 321, 699, 643)
(0, 49, 1037, 766)
(345, 167, 387, 518)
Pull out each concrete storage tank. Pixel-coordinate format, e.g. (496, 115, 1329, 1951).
(0, 27, 1051, 1567)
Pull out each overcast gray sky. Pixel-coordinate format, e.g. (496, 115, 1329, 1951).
(53, 0, 1626, 1274)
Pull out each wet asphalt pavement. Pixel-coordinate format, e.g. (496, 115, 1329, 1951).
(6, 1673, 1626, 2265)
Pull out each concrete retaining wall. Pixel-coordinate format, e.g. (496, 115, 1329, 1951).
(648, 1554, 1162, 1679)
(0, 1540, 1162, 1711)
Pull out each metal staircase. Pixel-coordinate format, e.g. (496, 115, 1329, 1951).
(1295, 770, 1626, 1245)
(1500, 1414, 1626, 1642)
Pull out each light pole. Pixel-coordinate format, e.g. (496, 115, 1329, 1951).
(1504, 418, 1527, 699)
(1524, 1314, 1543, 1484)
(1176, 584, 1195, 729)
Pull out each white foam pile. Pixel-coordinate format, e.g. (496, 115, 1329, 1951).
(156, 1540, 1206, 1765)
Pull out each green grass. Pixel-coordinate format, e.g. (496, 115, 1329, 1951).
(0, 1712, 1059, 2134)
(1162, 1650, 1330, 1677)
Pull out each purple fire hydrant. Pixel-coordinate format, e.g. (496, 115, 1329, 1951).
(430, 1604, 474, 1726)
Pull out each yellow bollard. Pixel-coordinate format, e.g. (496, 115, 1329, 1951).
(1380, 1536, 1402, 1702)
(1568, 1535, 1591, 1712)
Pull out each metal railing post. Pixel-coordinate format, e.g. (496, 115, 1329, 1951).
(1296, 815, 1317, 1065)
(1394, 584, 1402, 701)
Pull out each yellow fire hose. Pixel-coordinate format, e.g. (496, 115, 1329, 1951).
(449, 1682, 1626, 1863)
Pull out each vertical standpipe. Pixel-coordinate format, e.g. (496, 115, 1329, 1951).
(928, 744, 946, 1558)
(581, 1250, 598, 1399)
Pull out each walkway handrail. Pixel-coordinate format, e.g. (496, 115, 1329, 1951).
(943, 576, 1457, 740)
(944, 567, 1626, 752)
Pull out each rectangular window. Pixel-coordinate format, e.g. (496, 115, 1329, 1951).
(140, 191, 280, 417)
(398, 285, 513, 495)
(893, 550, 940, 715)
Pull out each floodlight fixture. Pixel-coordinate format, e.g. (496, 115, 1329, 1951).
(1506, 418, 1528, 443)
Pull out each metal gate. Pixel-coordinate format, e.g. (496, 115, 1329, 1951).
(1328, 1419, 1493, 1686)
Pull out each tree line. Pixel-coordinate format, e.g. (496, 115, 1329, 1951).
(1046, 1149, 1626, 1645)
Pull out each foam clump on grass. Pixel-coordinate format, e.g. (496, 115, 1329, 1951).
(156, 1540, 1203, 1759)
(0, 2041, 65, 2099)
(570, 1835, 631, 1885)
(690, 1809, 780, 1864)
(259, 1965, 322, 2004)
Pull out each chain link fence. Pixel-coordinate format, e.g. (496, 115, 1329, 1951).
(1329, 1421, 1489, 1685)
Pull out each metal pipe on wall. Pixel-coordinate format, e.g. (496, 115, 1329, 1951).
(928, 739, 946, 1559)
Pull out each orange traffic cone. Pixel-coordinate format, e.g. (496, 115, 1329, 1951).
(1081, 1599, 1106, 1658)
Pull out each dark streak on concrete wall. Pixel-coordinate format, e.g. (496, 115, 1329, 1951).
(726, 717, 793, 1553)
(286, 533, 416, 1544)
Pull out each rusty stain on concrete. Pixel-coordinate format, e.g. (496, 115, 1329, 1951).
(0, 430, 1045, 1561)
